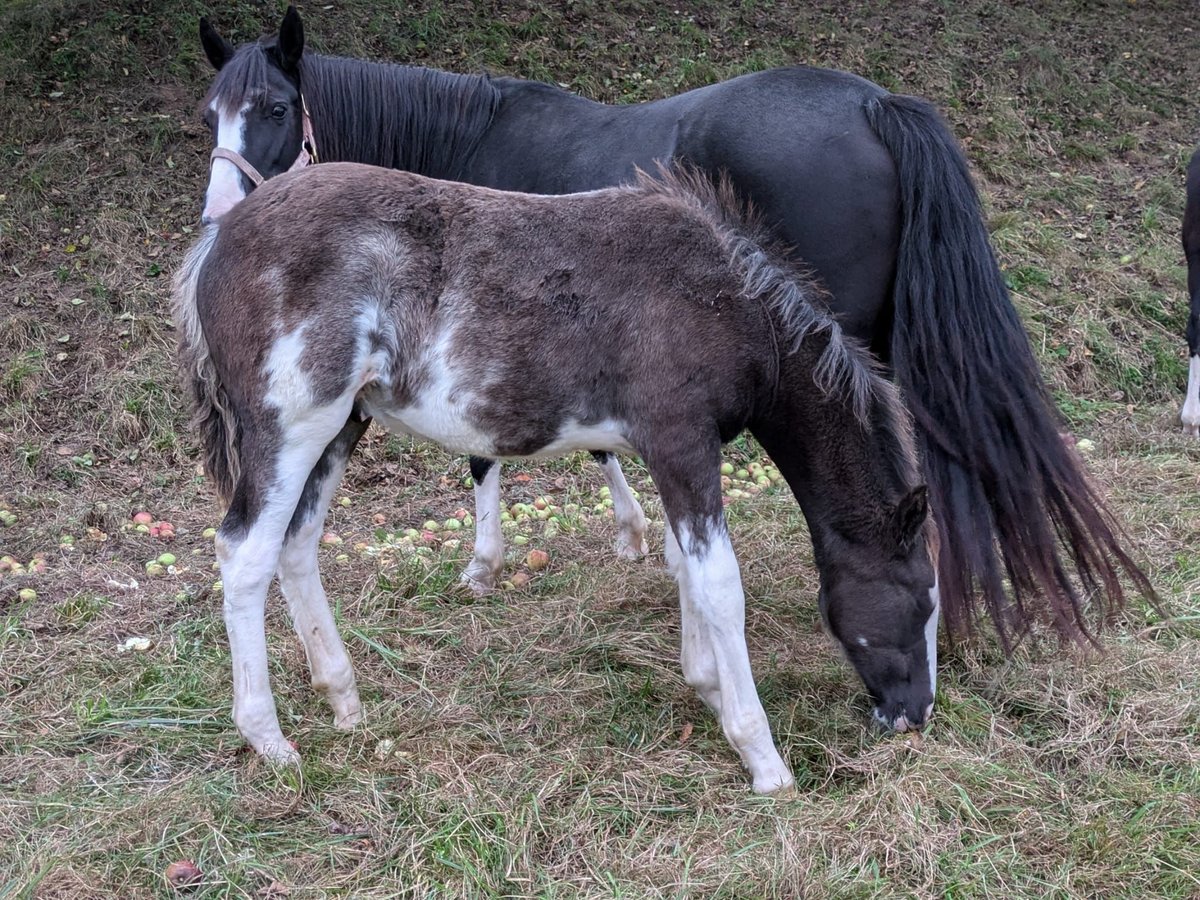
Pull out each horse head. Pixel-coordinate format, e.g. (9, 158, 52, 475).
(198, 6, 312, 223)
(817, 485, 939, 732)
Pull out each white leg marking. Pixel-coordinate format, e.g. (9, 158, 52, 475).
(667, 516, 720, 714)
(462, 462, 504, 593)
(677, 521, 793, 794)
(598, 454, 648, 559)
(202, 101, 249, 222)
(1181, 355, 1200, 437)
(277, 446, 362, 730)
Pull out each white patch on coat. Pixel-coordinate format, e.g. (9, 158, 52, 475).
(529, 419, 634, 458)
(1181, 355, 1200, 436)
(203, 102, 250, 222)
(264, 327, 315, 419)
(363, 331, 496, 455)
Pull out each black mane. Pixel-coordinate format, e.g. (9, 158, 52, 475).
(207, 41, 501, 180)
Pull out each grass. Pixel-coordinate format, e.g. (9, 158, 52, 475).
(1, 0, 1199, 896)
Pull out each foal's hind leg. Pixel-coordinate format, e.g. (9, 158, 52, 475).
(217, 419, 349, 762)
(277, 416, 370, 729)
(462, 456, 505, 593)
(592, 451, 648, 559)
(645, 438, 793, 794)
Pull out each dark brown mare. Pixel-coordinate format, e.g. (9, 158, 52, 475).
(193, 8, 1155, 649)
(174, 163, 938, 793)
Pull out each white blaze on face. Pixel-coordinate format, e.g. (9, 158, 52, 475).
(202, 101, 250, 222)
(1181, 355, 1200, 436)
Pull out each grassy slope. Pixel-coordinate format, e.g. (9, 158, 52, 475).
(0, 0, 1198, 897)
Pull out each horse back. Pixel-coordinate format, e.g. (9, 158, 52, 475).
(482, 66, 902, 343)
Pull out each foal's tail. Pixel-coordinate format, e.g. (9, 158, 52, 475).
(863, 93, 1158, 648)
(171, 226, 241, 504)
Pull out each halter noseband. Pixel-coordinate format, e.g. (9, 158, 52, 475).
(209, 94, 319, 188)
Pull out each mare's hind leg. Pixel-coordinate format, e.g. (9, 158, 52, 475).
(1181, 149, 1200, 436)
(277, 415, 371, 728)
(592, 451, 648, 559)
(644, 437, 793, 794)
(217, 419, 348, 762)
(462, 456, 505, 593)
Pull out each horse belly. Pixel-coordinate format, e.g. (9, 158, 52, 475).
(363, 395, 497, 457)
(521, 419, 634, 459)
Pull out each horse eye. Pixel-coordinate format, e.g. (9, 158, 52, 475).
(271, 103, 287, 119)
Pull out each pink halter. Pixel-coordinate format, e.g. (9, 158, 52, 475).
(209, 94, 318, 187)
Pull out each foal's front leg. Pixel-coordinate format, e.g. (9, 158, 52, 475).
(649, 446, 794, 794)
(277, 416, 370, 729)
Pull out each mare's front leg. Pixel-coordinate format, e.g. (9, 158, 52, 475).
(277, 415, 371, 729)
(217, 419, 348, 762)
(462, 456, 504, 593)
(645, 438, 794, 794)
(592, 451, 648, 559)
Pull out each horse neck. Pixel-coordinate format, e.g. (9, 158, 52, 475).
(299, 54, 501, 179)
(750, 345, 914, 565)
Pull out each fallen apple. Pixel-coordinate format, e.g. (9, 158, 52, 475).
(526, 549, 550, 571)
(165, 859, 202, 889)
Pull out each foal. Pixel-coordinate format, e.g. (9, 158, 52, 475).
(174, 163, 937, 793)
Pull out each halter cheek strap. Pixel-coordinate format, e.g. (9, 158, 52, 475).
(209, 94, 318, 188)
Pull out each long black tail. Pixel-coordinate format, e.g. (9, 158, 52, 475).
(864, 93, 1158, 649)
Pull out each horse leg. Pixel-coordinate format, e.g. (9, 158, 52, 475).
(461, 456, 505, 593)
(1182, 148, 1200, 436)
(217, 401, 355, 761)
(665, 512, 722, 715)
(592, 450, 648, 559)
(277, 416, 370, 729)
(646, 443, 793, 794)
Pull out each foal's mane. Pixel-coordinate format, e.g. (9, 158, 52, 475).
(205, 39, 502, 180)
(634, 167, 920, 488)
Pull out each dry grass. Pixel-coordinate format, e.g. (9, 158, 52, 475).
(2, 0, 1199, 897)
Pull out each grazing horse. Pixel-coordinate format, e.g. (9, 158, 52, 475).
(1181, 146, 1200, 437)
(192, 9, 1154, 649)
(173, 162, 939, 793)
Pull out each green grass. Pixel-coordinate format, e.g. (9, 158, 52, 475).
(2, 0, 1200, 897)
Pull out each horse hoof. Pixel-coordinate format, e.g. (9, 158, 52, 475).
(260, 741, 301, 766)
(752, 767, 796, 796)
(615, 534, 648, 560)
(332, 703, 363, 731)
(459, 567, 496, 596)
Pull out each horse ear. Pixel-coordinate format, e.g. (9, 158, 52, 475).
(278, 5, 305, 73)
(892, 485, 929, 552)
(199, 17, 234, 71)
